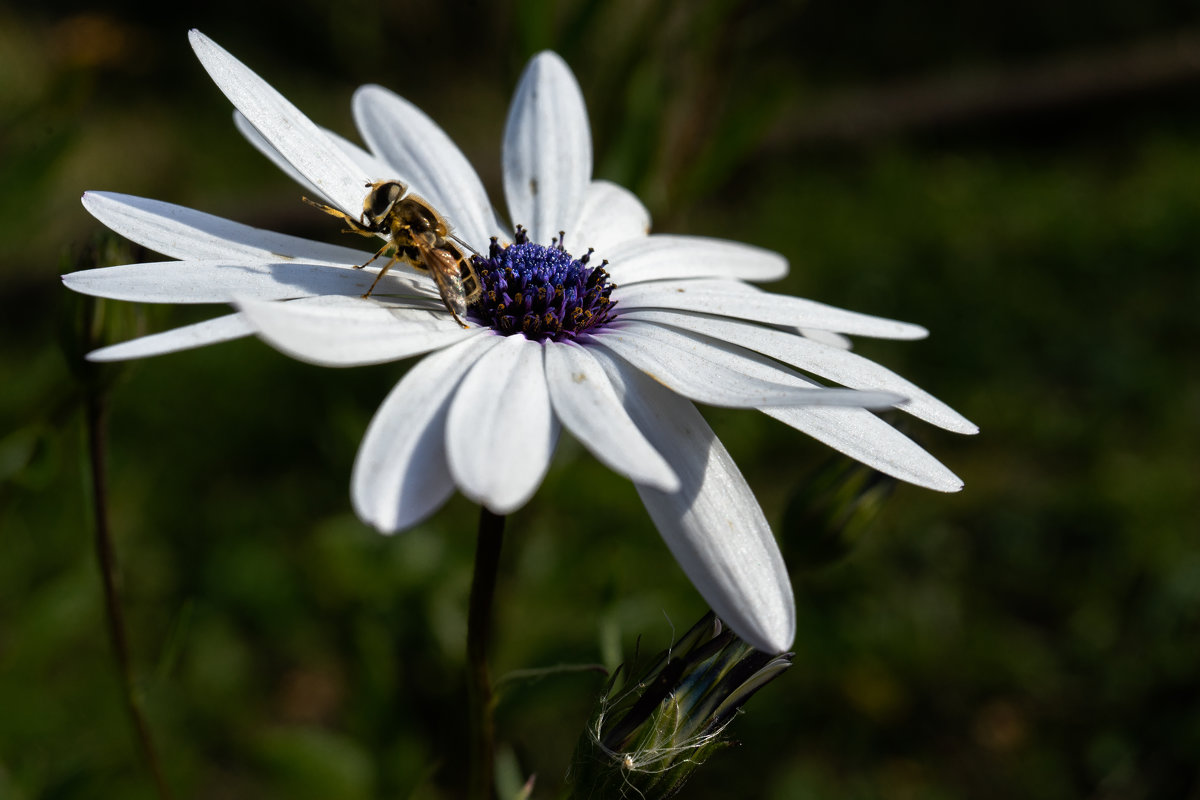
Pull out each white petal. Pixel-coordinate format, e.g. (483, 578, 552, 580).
(502, 51, 592, 245)
(544, 340, 678, 492)
(572, 180, 651, 256)
(237, 296, 482, 366)
(590, 347, 794, 653)
(188, 30, 368, 216)
(81, 191, 371, 264)
(614, 279, 929, 340)
(322, 125, 396, 183)
(353, 85, 501, 252)
(621, 309, 977, 434)
(233, 111, 394, 205)
(604, 235, 788, 285)
(445, 334, 559, 514)
(765, 406, 964, 492)
(233, 110, 327, 202)
(87, 313, 254, 361)
(61, 259, 417, 304)
(799, 328, 853, 350)
(585, 321, 904, 409)
(353, 335, 504, 532)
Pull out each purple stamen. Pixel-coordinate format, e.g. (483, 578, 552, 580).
(469, 226, 618, 341)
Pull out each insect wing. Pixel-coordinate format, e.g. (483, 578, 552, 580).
(441, 232, 482, 304)
(458, 257, 483, 304)
(424, 245, 470, 324)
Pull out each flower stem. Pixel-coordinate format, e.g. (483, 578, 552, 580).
(467, 507, 506, 800)
(75, 288, 174, 800)
(85, 385, 175, 800)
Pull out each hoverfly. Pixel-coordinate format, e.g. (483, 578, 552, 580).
(304, 180, 483, 328)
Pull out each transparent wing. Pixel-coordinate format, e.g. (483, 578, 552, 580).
(424, 246, 470, 325)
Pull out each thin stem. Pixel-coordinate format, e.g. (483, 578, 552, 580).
(467, 507, 506, 800)
(84, 360, 174, 800)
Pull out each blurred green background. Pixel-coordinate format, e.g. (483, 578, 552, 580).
(3, 1, 1199, 798)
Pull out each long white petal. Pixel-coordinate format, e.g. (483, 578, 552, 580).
(604, 235, 788, 285)
(572, 180, 651, 257)
(81, 192, 371, 264)
(584, 321, 904, 409)
(621, 309, 977, 434)
(87, 313, 254, 361)
(353, 85, 501, 252)
(445, 334, 559, 514)
(765, 406, 964, 492)
(544, 340, 678, 492)
(502, 52, 592, 245)
(353, 335, 504, 532)
(233, 111, 394, 205)
(61, 259, 432, 304)
(237, 296, 482, 366)
(188, 30, 368, 215)
(233, 110, 327, 203)
(614, 279, 929, 340)
(590, 348, 794, 653)
(799, 328, 853, 350)
(323, 126, 396, 183)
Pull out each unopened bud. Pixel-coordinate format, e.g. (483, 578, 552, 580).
(566, 613, 792, 799)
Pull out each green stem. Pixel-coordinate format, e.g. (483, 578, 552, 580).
(83, 308, 174, 800)
(467, 507, 506, 800)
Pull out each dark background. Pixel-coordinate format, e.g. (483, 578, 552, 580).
(2, 1, 1199, 797)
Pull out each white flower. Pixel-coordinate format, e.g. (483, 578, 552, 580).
(62, 31, 976, 653)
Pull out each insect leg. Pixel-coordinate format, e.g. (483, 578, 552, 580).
(359, 238, 394, 270)
(361, 244, 421, 298)
(361, 254, 399, 298)
(301, 196, 375, 237)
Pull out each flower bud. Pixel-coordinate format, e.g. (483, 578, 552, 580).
(567, 613, 792, 799)
(59, 234, 159, 387)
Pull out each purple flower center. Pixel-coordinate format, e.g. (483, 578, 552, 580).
(469, 226, 618, 341)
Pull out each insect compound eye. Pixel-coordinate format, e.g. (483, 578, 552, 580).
(364, 181, 403, 222)
(383, 181, 404, 205)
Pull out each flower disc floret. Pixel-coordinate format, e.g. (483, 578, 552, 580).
(471, 226, 617, 341)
